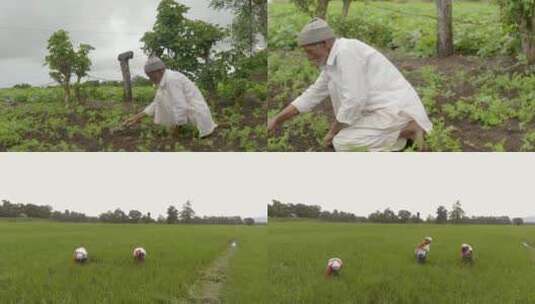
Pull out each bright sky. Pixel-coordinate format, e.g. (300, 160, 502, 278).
(265, 153, 535, 219)
(1, 153, 533, 220)
(0, 154, 267, 220)
(0, 0, 233, 88)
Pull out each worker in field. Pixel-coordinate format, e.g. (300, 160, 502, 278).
(133, 247, 147, 262)
(73, 246, 88, 264)
(325, 257, 343, 277)
(124, 56, 217, 138)
(460, 243, 473, 262)
(415, 236, 432, 263)
(268, 18, 432, 152)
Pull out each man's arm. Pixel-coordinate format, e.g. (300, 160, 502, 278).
(269, 71, 330, 133)
(268, 104, 299, 133)
(124, 111, 146, 127)
(322, 120, 347, 147)
(124, 99, 156, 127)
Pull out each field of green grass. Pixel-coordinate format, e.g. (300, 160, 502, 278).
(268, 0, 535, 152)
(0, 220, 266, 303)
(268, 219, 535, 304)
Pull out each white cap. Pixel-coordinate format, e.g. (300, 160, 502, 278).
(328, 257, 343, 270)
(330, 260, 342, 270)
(297, 18, 336, 46)
(144, 56, 166, 74)
(425, 236, 432, 242)
(133, 247, 146, 256)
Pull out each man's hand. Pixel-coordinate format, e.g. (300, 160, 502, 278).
(322, 120, 346, 148)
(267, 117, 280, 133)
(267, 104, 300, 134)
(123, 112, 145, 127)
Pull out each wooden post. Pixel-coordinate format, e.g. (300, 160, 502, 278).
(436, 0, 453, 57)
(117, 51, 134, 103)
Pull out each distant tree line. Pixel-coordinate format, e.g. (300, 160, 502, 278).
(269, 200, 526, 225)
(0, 200, 256, 225)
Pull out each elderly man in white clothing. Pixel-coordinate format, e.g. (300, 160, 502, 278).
(133, 247, 147, 262)
(73, 246, 88, 264)
(268, 18, 432, 151)
(124, 56, 217, 138)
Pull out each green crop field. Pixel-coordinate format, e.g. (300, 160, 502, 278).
(0, 220, 266, 303)
(0, 74, 266, 152)
(268, 219, 535, 304)
(268, 0, 535, 152)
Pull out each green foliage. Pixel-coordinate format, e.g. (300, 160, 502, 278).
(329, 14, 395, 49)
(269, 2, 512, 58)
(44, 30, 75, 86)
(210, 0, 267, 53)
(496, 0, 535, 31)
(44, 30, 94, 103)
(141, 0, 226, 81)
(425, 119, 462, 152)
(0, 77, 266, 151)
(496, 0, 535, 63)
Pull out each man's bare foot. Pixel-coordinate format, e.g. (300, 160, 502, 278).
(400, 121, 425, 151)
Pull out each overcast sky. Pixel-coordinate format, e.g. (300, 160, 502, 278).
(0, 0, 233, 88)
(265, 153, 535, 219)
(0, 154, 267, 219)
(1, 154, 534, 220)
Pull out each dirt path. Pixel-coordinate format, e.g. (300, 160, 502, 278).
(181, 243, 237, 304)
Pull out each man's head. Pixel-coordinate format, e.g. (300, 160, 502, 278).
(461, 244, 472, 253)
(133, 247, 146, 262)
(74, 247, 88, 263)
(144, 56, 166, 85)
(298, 18, 336, 67)
(424, 236, 432, 244)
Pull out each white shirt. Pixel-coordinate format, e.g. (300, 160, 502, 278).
(292, 38, 432, 133)
(144, 70, 217, 137)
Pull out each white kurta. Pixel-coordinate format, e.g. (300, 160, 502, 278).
(292, 38, 432, 151)
(143, 70, 217, 137)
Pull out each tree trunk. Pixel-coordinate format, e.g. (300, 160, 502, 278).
(63, 82, 70, 103)
(435, 0, 453, 57)
(520, 15, 535, 65)
(315, 0, 330, 20)
(342, 0, 351, 18)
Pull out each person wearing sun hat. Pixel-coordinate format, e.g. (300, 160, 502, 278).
(268, 17, 432, 152)
(124, 56, 217, 138)
(415, 236, 432, 263)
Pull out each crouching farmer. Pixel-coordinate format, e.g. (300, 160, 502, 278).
(415, 237, 432, 263)
(73, 246, 88, 264)
(268, 18, 432, 151)
(133, 247, 147, 262)
(460, 243, 473, 262)
(325, 257, 343, 277)
(124, 56, 217, 138)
